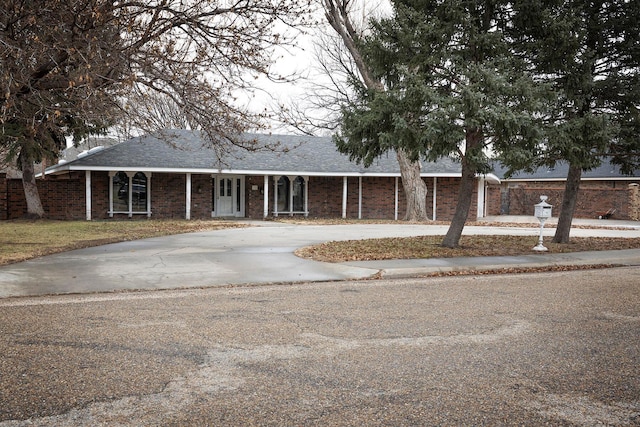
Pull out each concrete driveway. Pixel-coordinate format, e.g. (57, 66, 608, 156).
(1, 219, 640, 298)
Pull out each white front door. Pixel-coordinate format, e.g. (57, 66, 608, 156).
(217, 177, 234, 216)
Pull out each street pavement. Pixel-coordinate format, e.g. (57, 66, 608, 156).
(1, 216, 640, 298)
(0, 268, 638, 425)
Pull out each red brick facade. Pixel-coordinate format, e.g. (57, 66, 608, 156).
(491, 180, 639, 219)
(1, 172, 637, 221)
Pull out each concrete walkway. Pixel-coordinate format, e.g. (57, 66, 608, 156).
(1, 217, 640, 298)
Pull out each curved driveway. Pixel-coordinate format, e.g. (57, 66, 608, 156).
(2, 220, 640, 298)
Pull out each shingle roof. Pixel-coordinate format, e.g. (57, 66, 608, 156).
(46, 129, 463, 176)
(491, 160, 640, 180)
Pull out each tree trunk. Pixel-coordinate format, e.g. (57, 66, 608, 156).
(552, 163, 582, 244)
(396, 148, 429, 221)
(19, 152, 45, 219)
(441, 130, 481, 248)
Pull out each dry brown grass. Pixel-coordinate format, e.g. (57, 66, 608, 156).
(0, 219, 244, 266)
(295, 234, 640, 263)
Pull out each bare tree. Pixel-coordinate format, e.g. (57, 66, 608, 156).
(285, 0, 429, 220)
(1, 0, 311, 217)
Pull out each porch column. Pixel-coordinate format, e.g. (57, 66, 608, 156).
(476, 176, 486, 219)
(358, 176, 362, 219)
(108, 172, 114, 218)
(273, 175, 279, 217)
(394, 177, 399, 221)
(304, 176, 309, 217)
(85, 171, 92, 221)
(288, 175, 295, 216)
(186, 173, 192, 220)
(146, 173, 152, 218)
(342, 176, 348, 219)
(432, 177, 437, 221)
(263, 175, 269, 218)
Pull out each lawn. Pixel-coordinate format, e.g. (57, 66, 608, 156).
(0, 219, 244, 265)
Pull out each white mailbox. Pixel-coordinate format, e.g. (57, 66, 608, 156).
(534, 196, 552, 219)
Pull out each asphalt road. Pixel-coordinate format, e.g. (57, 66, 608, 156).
(1, 268, 638, 426)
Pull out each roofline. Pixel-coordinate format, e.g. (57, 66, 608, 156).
(43, 164, 463, 178)
(503, 176, 640, 182)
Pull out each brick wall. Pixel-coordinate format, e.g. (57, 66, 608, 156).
(0, 173, 6, 220)
(501, 180, 638, 219)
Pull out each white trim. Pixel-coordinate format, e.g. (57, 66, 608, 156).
(44, 164, 464, 179)
(85, 171, 92, 221)
(273, 175, 279, 217)
(303, 176, 309, 217)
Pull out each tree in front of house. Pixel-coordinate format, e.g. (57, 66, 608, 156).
(510, 0, 640, 243)
(0, 0, 310, 218)
(335, 0, 544, 247)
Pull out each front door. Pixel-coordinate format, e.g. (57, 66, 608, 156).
(217, 177, 234, 216)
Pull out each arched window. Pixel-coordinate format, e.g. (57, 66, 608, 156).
(131, 172, 147, 212)
(292, 176, 305, 212)
(277, 176, 290, 211)
(112, 171, 129, 212)
(109, 171, 151, 217)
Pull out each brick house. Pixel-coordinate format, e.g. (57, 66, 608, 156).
(1, 130, 499, 221)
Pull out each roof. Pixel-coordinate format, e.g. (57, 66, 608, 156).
(45, 130, 465, 177)
(492, 160, 640, 181)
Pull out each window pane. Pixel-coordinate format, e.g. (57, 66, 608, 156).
(293, 176, 304, 212)
(132, 172, 147, 212)
(277, 176, 289, 211)
(219, 179, 225, 197)
(226, 178, 232, 197)
(113, 171, 128, 212)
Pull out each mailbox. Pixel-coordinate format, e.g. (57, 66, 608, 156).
(533, 195, 552, 252)
(534, 196, 552, 219)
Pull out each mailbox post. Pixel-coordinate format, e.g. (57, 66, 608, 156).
(533, 195, 552, 252)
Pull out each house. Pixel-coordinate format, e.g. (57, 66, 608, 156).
(1, 130, 637, 221)
(0, 130, 499, 221)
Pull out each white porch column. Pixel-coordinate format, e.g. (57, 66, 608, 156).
(85, 171, 92, 221)
(304, 176, 309, 217)
(394, 177, 399, 221)
(186, 173, 192, 220)
(358, 176, 362, 219)
(432, 177, 438, 221)
(288, 175, 295, 216)
(273, 175, 280, 217)
(263, 175, 269, 218)
(476, 176, 486, 219)
(127, 172, 133, 218)
(108, 172, 114, 218)
(146, 173, 152, 218)
(342, 176, 348, 219)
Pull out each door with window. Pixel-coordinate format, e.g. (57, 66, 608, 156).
(217, 177, 234, 216)
(213, 176, 244, 217)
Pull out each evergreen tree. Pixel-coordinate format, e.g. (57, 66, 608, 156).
(336, 0, 544, 247)
(511, 0, 640, 243)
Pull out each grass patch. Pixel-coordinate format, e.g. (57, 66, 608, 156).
(295, 234, 640, 263)
(0, 219, 244, 265)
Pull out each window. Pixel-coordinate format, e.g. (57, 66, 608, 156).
(110, 171, 150, 217)
(274, 175, 307, 215)
(277, 176, 290, 211)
